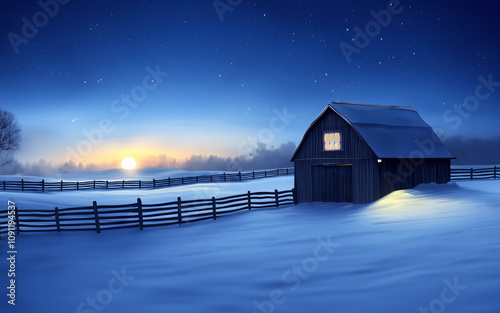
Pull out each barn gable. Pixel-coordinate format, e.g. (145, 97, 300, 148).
(292, 101, 453, 161)
(291, 105, 375, 161)
(292, 101, 454, 204)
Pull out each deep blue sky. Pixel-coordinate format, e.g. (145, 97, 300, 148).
(1, 0, 499, 167)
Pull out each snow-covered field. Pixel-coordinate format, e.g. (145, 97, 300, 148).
(1, 176, 293, 210)
(1, 169, 499, 312)
(0, 167, 222, 182)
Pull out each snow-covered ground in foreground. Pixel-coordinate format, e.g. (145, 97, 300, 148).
(1, 178, 500, 312)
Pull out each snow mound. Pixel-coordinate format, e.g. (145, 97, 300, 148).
(1, 180, 499, 312)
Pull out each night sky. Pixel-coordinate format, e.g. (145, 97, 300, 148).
(1, 0, 499, 169)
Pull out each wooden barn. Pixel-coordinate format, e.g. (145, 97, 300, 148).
(291, 101, 454, 204)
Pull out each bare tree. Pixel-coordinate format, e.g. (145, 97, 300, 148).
(0, 109, 21, 166)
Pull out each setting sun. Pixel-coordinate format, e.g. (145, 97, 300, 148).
(121, 157, 137, 170)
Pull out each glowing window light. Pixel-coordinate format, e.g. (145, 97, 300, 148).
(324, 132, 342, 151)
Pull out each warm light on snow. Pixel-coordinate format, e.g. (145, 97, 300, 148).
(1, 169, 499, 312)
(121, 157, 137, 170)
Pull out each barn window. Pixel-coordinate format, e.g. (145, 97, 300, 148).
(324, 132, 342, 151)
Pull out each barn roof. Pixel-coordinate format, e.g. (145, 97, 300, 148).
(291, 101, 454, 160)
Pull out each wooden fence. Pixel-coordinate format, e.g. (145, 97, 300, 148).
(0, 189, 295, 237)
(0, 167, 294, 192)
(1, 166, 496, 237)
(450, 166, 498, 180)
(2, 166, 495, 192)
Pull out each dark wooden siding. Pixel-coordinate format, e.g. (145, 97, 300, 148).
(295, 158, 380, 203)
(312, 164, 353, 202)
(293, 109, 375, 160)
(293, 107, 452, 204)
(378, 158, 451, 198)
(353, 158, 379, 203)
(293, 109, 380, 204)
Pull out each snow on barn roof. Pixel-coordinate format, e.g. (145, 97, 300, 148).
(292, 101, 454, 159)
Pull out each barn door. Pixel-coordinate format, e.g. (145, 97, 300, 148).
(312, 164, 353, 202)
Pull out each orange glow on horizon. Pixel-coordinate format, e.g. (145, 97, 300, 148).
(62, 145, 197, 170)
(59, 135, 237, 170)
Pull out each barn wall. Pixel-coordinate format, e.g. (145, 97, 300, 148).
(378, 158, 451, 198)
(293, 109, 375, 161)
(292, 109, 379, 204)
(294, 158, 379, 204)
(293, 107, 452, 204)
(353, 158, 379, 203)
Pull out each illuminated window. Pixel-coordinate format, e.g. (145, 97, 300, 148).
(324, 132, 341, 151)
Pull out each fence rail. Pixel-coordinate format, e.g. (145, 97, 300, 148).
(0, 168, 294, 192)
(1, 167, 495, 236)
(450, 166, 498, 181)
(0, 189, 295, 237)
(2, 166, 494, 192)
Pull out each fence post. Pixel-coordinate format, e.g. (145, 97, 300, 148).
(265, 171, 267, 178)
(470, 168, 473, 180)
(286, 168, 289, 175)
(210, 175, 213, 182)
(60, 180, 63, 191)
(293, 188, 297, 205)
(196, 176, 199, 183)
(182, 177, 184, 185)
(248, 191, 251, 210)
(106, 180, 109, 189)
(14, 206, 20, 234)
(139, 180, 142, 188)
(168, 177, 171, 186)
(277, 169, 279, 176)
(252, 171, 255, 179)
(177, 197, 182, 225)
(137, 198, 143, 231)
(93, 201, 101, 233)
(224, 173, 226, 182)
(122, 180, 125, 189)
(275, 189, 279, 207)
(212, 197, 216, 220)
(495, 166, 497, 179)
(55, 207, 60, 232)
(93, 180, 96, 189)
(77, 181, 79, 190)
(153, 179, 156, 188)
(42, 179, 45, 192)
(239, 171, 242, 181)
(3, 180, 5, 190)
(21, 179, 24, 191)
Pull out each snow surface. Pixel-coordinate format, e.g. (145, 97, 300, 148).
(331, 102, 425, 127)
(1, 176, 293, 209)
(1, 175, 500, 312)
(329, 102, 454, 159)
(0, 167, 225, 182)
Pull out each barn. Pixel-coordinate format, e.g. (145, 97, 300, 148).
(291, 101, 454, 204)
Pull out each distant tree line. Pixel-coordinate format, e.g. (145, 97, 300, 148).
(446, 136, 500, 165)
